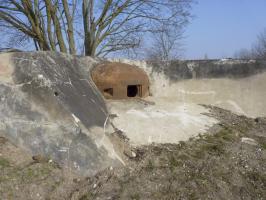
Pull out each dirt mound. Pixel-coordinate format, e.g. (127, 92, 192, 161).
(0, 107, 265, 199)
(0, 135, 82, 199)
(73, 106, 266, 200)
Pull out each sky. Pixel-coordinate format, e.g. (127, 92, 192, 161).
(184, 0, 266, 59)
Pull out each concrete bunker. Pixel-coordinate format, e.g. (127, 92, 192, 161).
(92, 62, 149, 99)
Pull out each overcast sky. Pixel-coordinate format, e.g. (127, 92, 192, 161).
(184, 0, 266, 59)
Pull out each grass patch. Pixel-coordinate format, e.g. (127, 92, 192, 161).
(169, 156, 179, 168)
(191, 131, 230, 158)
(79, 193, 93, 200)
(258, 139, 266, 150)
(205, 128, 235, 143)
(0, 158, 10, 168)
(169, 156, 181, 171)
(20, 164, 52, 182)
(130, 193, 140, 200)
(216, 128, 236, 141)
(177, 153, 190, 160)
(201, 143, 225, 156)
(146, 160, 154, 171)
(261, 143, 266, 150)
(191, 148, 206, 159)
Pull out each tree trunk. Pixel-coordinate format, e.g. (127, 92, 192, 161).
(62, 0, 76, 54)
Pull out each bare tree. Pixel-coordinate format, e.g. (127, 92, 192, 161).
(252, 29, 266, 59)
(234, 29, 266, 60)
(82, 0, 193, 57)
(0, 0, 77, 54)
(147, 26, 184, 61)
(234, 48, 253, 59)
(0, 0, 193, 57)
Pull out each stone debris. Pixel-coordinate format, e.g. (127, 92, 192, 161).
(32, 155, 49, 163)
(241, 137, 258, 146)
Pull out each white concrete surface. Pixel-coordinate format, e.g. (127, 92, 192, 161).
(151, 72, 266, 118)
(108, 97, 218, 146)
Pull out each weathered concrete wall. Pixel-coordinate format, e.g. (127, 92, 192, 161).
(150, 59, 266, 80)
(155, 72, 266, 117)
(0, 52, 122, 175)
